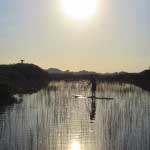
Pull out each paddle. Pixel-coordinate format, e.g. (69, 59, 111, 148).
(74, 95, 113, 100)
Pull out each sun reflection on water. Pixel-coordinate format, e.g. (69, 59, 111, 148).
(71, 141, 81, 150)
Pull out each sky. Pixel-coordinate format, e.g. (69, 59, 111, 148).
(0, 0, 149, 72)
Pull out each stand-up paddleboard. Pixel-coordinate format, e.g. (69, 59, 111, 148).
(73, 95, 113, 100)
(88, 96, 113, 100)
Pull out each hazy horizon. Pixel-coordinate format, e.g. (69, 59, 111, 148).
(0, 0, 149, 72)
(47, 66, 147, 73)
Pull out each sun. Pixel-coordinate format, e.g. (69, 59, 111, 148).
(62, 0, 97, 20)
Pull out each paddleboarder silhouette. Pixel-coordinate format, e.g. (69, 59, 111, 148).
(89, 75, 97, 98)
(88, 75, 97, 122)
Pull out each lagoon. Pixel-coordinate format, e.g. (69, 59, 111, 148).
(0, 81, 150, 150)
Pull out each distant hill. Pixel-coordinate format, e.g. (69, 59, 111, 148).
(140, 69, 150, 75)
(0, 63, 49, 97)
(47, 68, 150, 92)
(47, 68, 63, 74)
(74, 70, 97, 75)
(47, 68, 98, 75)
(47, 67, 150, 77)
(47, 67, 131, 75)
(138, 69, 150, 80)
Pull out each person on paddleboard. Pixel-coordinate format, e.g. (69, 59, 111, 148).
(89, 75, 97, 98)
(88, 75, 97, 122)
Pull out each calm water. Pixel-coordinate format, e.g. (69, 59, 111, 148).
(0, 81, 150, 150)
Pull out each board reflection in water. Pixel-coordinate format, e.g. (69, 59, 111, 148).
(0, 81, 150, 150)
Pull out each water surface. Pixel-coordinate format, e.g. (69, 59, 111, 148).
(0, 81, 150, 150)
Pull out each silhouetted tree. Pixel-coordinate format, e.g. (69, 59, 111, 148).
(20, 59, 25, 64)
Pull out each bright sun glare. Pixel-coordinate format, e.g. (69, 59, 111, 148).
(62, 0, 97, 20)
(71, 141, 80, 150)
